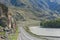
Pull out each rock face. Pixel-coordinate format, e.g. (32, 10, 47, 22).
(0, 3, 8, 28)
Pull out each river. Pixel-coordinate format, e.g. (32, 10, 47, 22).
(29, 26, 60, 40)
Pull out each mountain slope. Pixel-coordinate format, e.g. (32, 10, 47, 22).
(1, 0, 60, 21)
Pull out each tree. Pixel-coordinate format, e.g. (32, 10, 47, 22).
(40, 19, 60, 28)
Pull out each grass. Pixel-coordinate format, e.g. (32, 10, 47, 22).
(21, 19, 40, 26)
(8, 27, 19, 40)
(0, 26, 19, 40)
(0, 26, 5, 36)
(0, 32, 5, 36)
